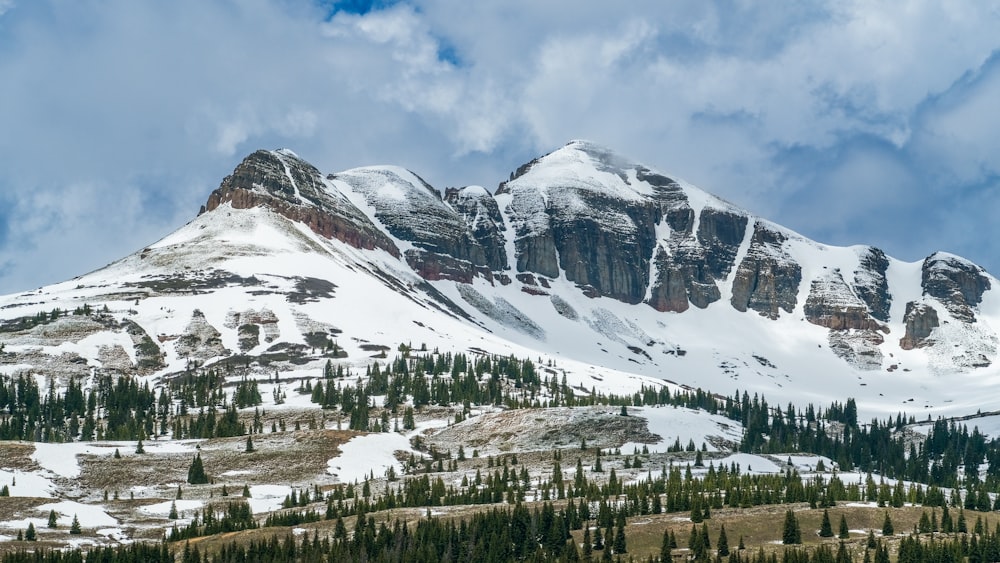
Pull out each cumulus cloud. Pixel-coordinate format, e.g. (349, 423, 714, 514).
(1, 0, 1000, 293)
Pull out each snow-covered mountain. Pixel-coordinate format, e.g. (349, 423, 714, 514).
(2, 140, 999, 419)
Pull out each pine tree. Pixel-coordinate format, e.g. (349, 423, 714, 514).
(819, 508, 834, 537)
(245, 435, 255, 453)
(612, 511, 627, 554)
(24, 522, 36, 541)
(187, 453, 209, 484)
(717, 524, 730, 556)
(783, 510, 802, 544)
(583, 524, 593, 559)
(660, 527, 672, 561)
(839, 514, 850, 539)
(47, 509, 58, 528)
(135, 439, 144, 454)
(69, 514, 82, 535)
(242, 484, 252, 498)
(881, 511, 894, 536)
(169, 500, 178, 519)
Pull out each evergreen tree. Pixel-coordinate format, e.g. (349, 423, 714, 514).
(660, 527, 672, 561)
(135, 439, 144, 454)
(839, 514, 850, 539)
(881, 511, 894, 536)
(169, 500, 178, 519)
(717, 524, 730, 556)
(782, 510, 802, 544)
(47, 509, 57, 528)
(612, 511, 627, 554)
(819, 508, 834, 537)
(69, 514, 81, 535)
(187, 453, 209, 484)
(24, 522, 36, 541)
(245, 435, 255, 453)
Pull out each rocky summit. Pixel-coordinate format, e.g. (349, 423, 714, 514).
(2, 140, 999, 413)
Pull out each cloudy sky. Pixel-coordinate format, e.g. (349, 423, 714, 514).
(1, 0, 999, 294)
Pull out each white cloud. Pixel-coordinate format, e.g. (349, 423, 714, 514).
(2, 0, 1000, 293)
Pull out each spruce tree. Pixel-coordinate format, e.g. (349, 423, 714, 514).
(717, 524, 729, 556)
(881, 511, 893, 536)
(783, 510, 802, 544)
(839, 514, 850, 539)
(69, 514, 81, 535)
(245, 435, 255, 453)
(187, 453, 209, 484)
(24, 522, 36, 541)
(47, 509, 58, 528)
(819, 508, 834, 537)
(660, 528, 672, 561)
(169, 501, 178, 519)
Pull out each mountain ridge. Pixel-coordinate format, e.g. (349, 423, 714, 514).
(1, 140, 998, 419)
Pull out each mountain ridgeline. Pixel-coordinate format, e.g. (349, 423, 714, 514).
(200, 141, 992, 370)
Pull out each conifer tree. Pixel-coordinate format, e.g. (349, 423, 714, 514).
(783, 510, 802, 544)
(660, 528, 672, 561)
(47, 509, 57, 528)
(839, 514, 850, 539)
(717, 524, 729, 556)
(24, 522, 36, 541)
(69, 514, 81, 535)
(245, 435, 255, 453)
(819, 508, 834, 537)
(881, 511, 893, 536)
(187, 453, 208, 484)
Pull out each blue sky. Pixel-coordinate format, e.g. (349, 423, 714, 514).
(1, 0, 999, 294)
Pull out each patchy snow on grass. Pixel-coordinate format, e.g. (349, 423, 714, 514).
(621, 405, 743, 454)
(247, 485, 292, 514)
(327, 432, 412, 484)
(139, 499, 204, 517)
(714, 453, 782, 474)
(0, 469, 55, 498)
(37, 500, 118, 528)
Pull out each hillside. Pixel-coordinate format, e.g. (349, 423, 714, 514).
(2, 142, 1000, 559)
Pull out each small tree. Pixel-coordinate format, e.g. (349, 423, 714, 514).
(168, 501, 178, 520)
(25, 522, 36, 541)
(242, 484, 252, 498)
(187, 453, 209, 484)
(783, 510, 802, 544)
(135, 439, 144, 454)
(69, 514, 82, 535)
(717, 524, 730, 556)
(819, 508, 834, 537)
(839, 514, 850, 539)
(245, 435, 255, 453)
(47, 509, 58, 528)
(882, 511, 894, 536)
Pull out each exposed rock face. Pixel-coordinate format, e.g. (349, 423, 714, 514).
(852, 247, 892, 322)
(828, 330, 884, 370)
(444, 186, 508, 271)
(900, 302, 940, 350)
(804, 270, 885, 331)
(333, 168, 505, 282)
(730, 222, 802, 319)
(202, 150, 399, 256)
(175, 309, 229, 360)
(921, 253, 991, 322)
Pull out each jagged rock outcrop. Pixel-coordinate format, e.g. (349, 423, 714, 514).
(202, 150, 399, 256)
(333, 167, 505, 282)
(730, 222, 802, 319)
(444, 186, 509, 271)
(921, 253, 991, 322)
(900, 302, 940, 349)
(804, 270, 885, 331)
(852, 247, 891, 322)
(175, 309, 229, 360)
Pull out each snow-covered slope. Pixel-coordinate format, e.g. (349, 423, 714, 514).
(2, 141, 1000, 420)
